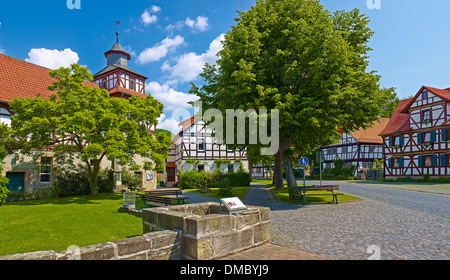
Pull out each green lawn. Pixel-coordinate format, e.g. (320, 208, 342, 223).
(252, 179, 361, 204)
(0, 193, 143, 256)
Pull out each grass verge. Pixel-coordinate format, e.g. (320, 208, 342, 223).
(0, 193, 142, 256)
(253, 179, 360, 204)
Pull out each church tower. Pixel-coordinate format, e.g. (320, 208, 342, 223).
(93, 30, 148, 98)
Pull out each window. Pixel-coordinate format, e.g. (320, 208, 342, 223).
(197, 165, 204, 172)
(422, 90, 428, 100)
(394, 158, 400, 168)
(423, 132, 431, 143)
(424, 155, 433, 167)
(228, 164, 234, 173)
(130, 79, 135, 91)
(40, 157, 52, 183)
(342, 147, 347, 153)
(422, 110, 431, 121)
(197, 139, 205, 151)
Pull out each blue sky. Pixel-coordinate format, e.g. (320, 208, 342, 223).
(1, 0, 449, 133)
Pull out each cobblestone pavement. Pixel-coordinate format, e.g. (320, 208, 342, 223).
(185, 183, 449, 260)
(249, 183, 449, 260)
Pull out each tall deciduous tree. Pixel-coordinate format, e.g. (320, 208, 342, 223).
(191, 0, 391, 189)
(10, 64, 170, 196)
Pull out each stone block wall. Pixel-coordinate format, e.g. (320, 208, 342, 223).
(142, 202, 271, 260)
(0, 230, 182, 260)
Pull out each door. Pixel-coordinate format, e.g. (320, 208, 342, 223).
(167, 167, 176, 182)
(6, 172, 25, 200)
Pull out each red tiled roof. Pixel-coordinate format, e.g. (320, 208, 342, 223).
(0, 53, 98, 103)
(379, 98, 412, 136)
(352, 117, 390, 144)
(178, 116, 200, 130)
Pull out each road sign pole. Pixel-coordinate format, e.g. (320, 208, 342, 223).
(300, 157, 308, 188)
(320, 152, 322, 187)
(303, 165, 306, 188)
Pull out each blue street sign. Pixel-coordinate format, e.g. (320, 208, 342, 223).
(300, 157, 309, 166)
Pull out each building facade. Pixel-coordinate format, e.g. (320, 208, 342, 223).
(321, 118, 389, 174)
(0, 34, 159, 197)
(380, 86, 450, 179)
(165, 116, 249, 186)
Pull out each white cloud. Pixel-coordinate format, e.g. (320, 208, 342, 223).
(166, 16, 210, 33)
(25, 48, 79, 69)
(147, 81, 199, 111)
(162, 34, 224, 83)
(141, 5, 161, 26)
(0, 47, 5, 54)
(157, 114, 182, 134)
(187, 16, 210, 32)
(136, 35, 184, 64)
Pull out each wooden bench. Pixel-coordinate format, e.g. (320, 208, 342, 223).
(293, 185, 343, 205)
(141, 188, 189, 208)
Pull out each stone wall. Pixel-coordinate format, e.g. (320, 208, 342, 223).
(0, 230, 182, 260)
(142, 202, 271, 260)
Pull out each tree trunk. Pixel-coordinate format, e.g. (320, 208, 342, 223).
(87, 160, 100, 197)
(273, 151, 284, 190)
(280, 138, 297, 188)
(282, 153, 297, 188)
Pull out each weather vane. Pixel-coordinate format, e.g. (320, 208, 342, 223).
(115, 20, 120, 43)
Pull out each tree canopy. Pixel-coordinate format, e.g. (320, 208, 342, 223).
(190, 0, 392, 189)
(10, 64, 171, 196)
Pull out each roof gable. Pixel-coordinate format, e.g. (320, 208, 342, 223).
(379, 98, 412, 136)
(401, 86, 450, 113)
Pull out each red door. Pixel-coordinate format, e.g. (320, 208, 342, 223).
(167, 167, 176, 182)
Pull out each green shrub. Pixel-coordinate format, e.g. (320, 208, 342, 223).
(178, 170, 206, 191)
(0, 176, 10, 205)
(178, 169, 251, 193)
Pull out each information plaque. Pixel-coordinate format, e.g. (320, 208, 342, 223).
(220, 197, 247, 213)
(123, 192, 136, 209)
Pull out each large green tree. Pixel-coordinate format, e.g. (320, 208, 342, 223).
(10, 64, 171, 196)
(191, 0, 391, 189)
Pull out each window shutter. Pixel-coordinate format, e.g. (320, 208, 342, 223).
(417, 155, 423, 167)
(441, 129, 447, 142)
(388, 158, 393, 168)
(441, 154, 446, 167)
(400, 135, 405, 146)
(431, 130, 437, 143)
(417, 132, 422, 144)
(388, 137, 393, 147)
(400, 157, 404, 168)
(432, 154, 438, 167)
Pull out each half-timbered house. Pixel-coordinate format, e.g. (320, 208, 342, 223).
(380, 86, 450, 179)
(165, 116, 249, 186)
(0, 34, 159, 196)
(321, 118, 389, 174)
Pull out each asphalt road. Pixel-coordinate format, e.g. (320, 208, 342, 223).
(305, 180, 450, 220)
